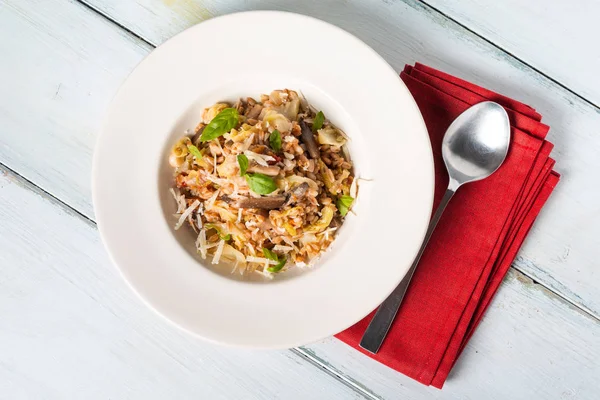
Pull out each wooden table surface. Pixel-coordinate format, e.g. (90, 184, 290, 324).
(1, 1, 599, 399)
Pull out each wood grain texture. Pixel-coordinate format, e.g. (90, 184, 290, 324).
(0, 168, 364, 400)
(0, 0, 151, 218)
(422, 0, 600, 106)
(25, 0, 600, 317)
(1, 0, 600, 398)
(2, 164, 599, 399)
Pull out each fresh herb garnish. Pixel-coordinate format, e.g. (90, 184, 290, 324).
(237, 154, 249, 176)
(187, 144, 203, 160)
(269, 129, 282, 152)
(263, 248, 286, 273)
(245, 173, 278, 195)
(312, 111, 325, 132)
(336, 195, 354, 217)
(200, 108, 239, 142)
(205, 224, 231, 241)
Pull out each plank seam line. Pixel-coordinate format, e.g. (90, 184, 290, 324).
(511, 264, 600, 323)
(414, 0, 600, 110)
(75, 0, 600, 112)
(74, 0, 155, 48)
(0, 162, 95, 227)
(291, 348, 382, 400)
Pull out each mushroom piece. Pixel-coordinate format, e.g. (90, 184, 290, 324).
(299, 119, 320, 159)
(283, 182, 309, 207)
(246, 164, 281, 176)
(192, 125, 205, 145)
(220, 194, 233, 204)
(246, 104, 263, 120)
(237, 195, 287, 210)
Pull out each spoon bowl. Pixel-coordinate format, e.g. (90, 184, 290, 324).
(443, 101, 511, 188)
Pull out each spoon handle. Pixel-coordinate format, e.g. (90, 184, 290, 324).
(359, 185, 457, 354)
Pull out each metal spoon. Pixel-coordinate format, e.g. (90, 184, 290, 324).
(360, 101, 511, 354)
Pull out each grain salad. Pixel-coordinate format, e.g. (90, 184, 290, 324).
(169, 89, 356, 277)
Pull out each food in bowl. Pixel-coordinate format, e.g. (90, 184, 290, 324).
(168, 89, 356, 277)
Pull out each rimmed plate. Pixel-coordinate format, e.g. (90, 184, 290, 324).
(92, 11, 434, 348)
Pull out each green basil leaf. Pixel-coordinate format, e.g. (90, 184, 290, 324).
(269, 129, 282, 152)
(187, 144, 203, 159)
(200, 108, 239, 142)
(267, 257, 286, 273)
(312, 111, 325, 132)
(336, 195, 354, 217)
(263, 248, 286, 273)
(262, 247, 278, 261)
(245, 173, 278, 195)
(220, 233, 231, 241)
(237, 154, 249, 176)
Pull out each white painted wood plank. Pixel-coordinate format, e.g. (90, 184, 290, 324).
(1, 0, 599, 397)
(2, 165, 599, 399)
(422, 0, 600, 106)
(302, 270, 600, 399)
(11, 0, 599, 317)
(0, 0, 151, 218)
(0, 168, 364, 400)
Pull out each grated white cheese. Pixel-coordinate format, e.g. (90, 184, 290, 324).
(273, 245, 294, 253)
(196, 229, 207, 259)
(213, 154, 217, 175)
(245, 242, 257, 256)
(237, 208, 242, 223)
(174, 200, 200, 230)
(318, 227, 338, 240)
(205, 189, 220, 210)
(254, 268, 274, 279)
(350, 177, 358, 199)
(241, 133, 255, 151)
(205, 242, 220, 250)
(206, 175, 228, 186)
(214, 138, 224, 155)
(283, 151, 295, 160)
(170, 188, 187, 213)
(211, 240, 225, 264)
(246, 256, 277, 265)
(231, 180, 240, 197)
(244, 150, 275, 167)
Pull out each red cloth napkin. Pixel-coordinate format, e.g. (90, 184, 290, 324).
(336, 63, 559, 388)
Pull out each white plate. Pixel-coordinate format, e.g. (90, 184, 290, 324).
(93, 11, 434, 349)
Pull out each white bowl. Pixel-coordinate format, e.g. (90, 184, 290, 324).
(92, 11, 434, 349)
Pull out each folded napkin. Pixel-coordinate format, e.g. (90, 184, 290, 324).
(336, 63, 559, 388)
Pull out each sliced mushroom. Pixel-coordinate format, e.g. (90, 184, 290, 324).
(299, 119, 320, 159)
(291, 182, 309, 198)
(234, 97, 245, 114)
(192, 125, 205, 145)
(330, 216, 342, 229)
(283, 182, 309, 207)
(246, 104, 263, 120)
(237, 195, 287, 210)
(246, 164, 281, 176)
(220, 194, 233, 204)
